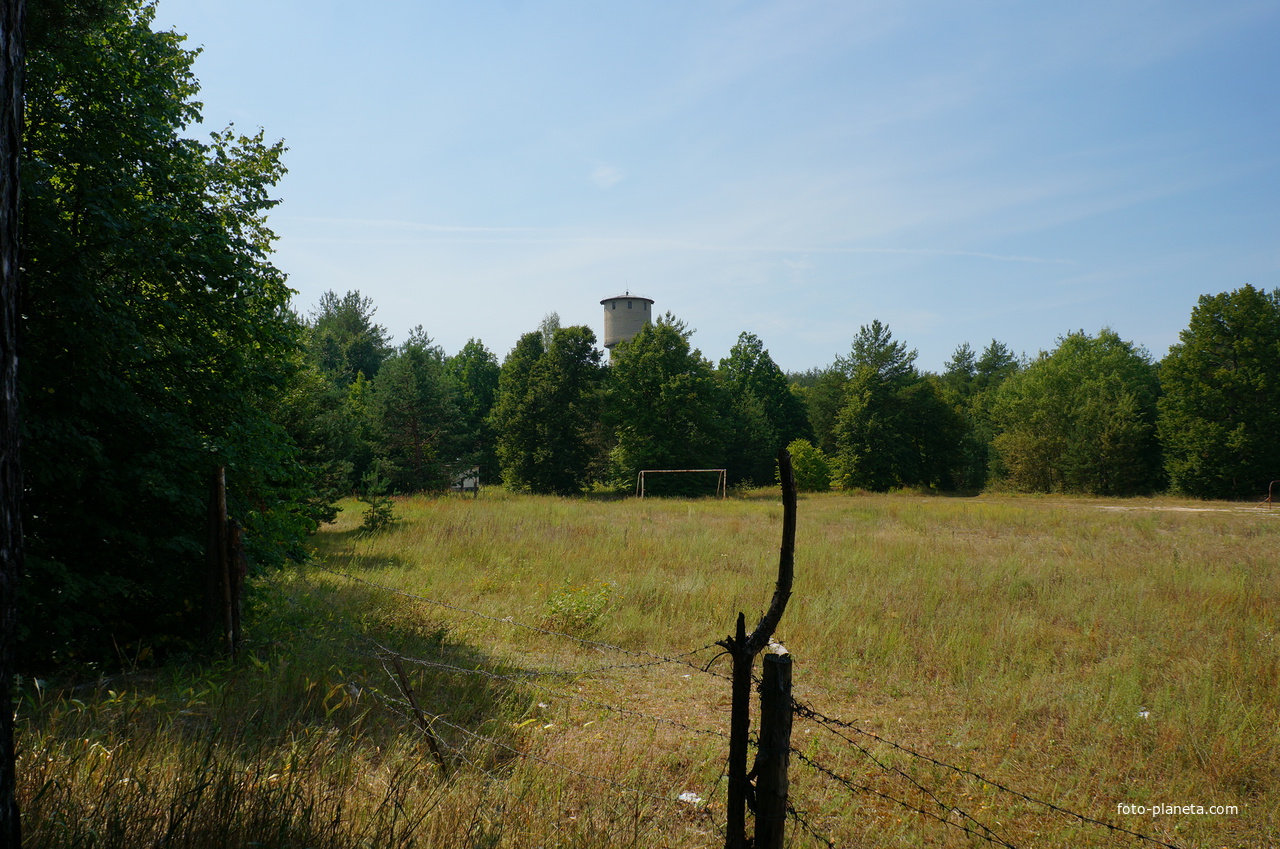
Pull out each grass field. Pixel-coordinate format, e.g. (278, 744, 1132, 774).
(18, 489, 1280, 848)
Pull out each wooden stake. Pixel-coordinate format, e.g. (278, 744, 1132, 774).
(387, 653, 450, 775)
(227, 518, 246, 654)
(724, 612, 751, 849)
(719, 448, 798, 849)
(205, 466, 232, 655)
(753, 642, 793, 849)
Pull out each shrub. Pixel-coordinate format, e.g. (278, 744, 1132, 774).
(782, 439, 831, 492)
(543, 580, 616, 636)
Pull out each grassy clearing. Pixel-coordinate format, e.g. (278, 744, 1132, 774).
(18, 490, 1280, 847)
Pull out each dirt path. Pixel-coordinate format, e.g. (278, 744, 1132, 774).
(1098, 504, 1277, 514)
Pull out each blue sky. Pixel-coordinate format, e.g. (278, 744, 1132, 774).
(155, 0, 1279, 373)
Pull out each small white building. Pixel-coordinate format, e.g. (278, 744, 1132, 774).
(450, 466, 480, 494)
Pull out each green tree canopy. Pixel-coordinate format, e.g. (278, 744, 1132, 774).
(837, 319, 918, 384)
(448, 338, 501, 478)
(991, 329, 1161, 495)
(491, 326, 604, 495)
(827, 321, 962, 492)
(605, 315, 726, 495)
(490, 331, 545, 491)
(274, 355, 368, 518)
(718, 332, 811, 485)
(538, 311, 562, 348)
(833, 367, 962, 491)
(793, 367, 847, 456)
(722, 335, 810, 438)
(1157, 285, 1280, 499)
(942, 342, 978, 392)
(20, 0, 307, 661)
(781, 439, 832, 493)
(307, 289, 393, 387)
(370, 329, 463, 493)
(941, 339, 1022, 490)
(975, 340, 1021, 390)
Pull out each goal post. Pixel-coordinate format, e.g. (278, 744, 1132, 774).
(635, 468, 727, 499)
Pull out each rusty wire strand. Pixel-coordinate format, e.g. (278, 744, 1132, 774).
(312, 563, 728, 678)
(370, 677, 733, 816)
(792, 697, 1186, 849)
(792, 699, 1011, 845)
(791, 747, 1022, 848)
(785, 801, 837, 848)
(373, 641, 731, 742)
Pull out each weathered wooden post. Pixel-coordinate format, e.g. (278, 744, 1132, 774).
(205, 466, 235, 656)
(0, 0, 24, 841)
(387, 653, 450, 775)
(227, 518, 246, 653)
(753, 642, 793, 849)
(719, 448, 797, 849)
(724, 612, 752, 848)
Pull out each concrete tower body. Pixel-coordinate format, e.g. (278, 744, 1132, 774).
(600, 292, 654, 350)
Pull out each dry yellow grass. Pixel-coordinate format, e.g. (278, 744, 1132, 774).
(18, 489, 1280, 848)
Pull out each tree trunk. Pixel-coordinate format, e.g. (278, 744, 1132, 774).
(0, 0, 25, 843)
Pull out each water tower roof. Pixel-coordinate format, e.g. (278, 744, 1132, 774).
(600, 292, 654, 305)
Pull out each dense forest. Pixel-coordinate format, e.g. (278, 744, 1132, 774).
(14, 0, 1280, 665)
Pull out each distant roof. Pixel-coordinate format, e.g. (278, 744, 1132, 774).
(599, 292, 655, 304)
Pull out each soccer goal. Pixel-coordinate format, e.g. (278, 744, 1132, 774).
(635, 468, 727, 498)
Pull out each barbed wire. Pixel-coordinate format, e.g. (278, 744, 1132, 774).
(786, 800, 838, 848)
(377, 688, 511, 784)
(791, 700, 1011, 846)
(554, 644, 728, 679)
(311, 563, 731, 680)
(370, 668, 735, 819)
(792, 697, 1185, 849)
(426, 699, 688, 805)
(309, 565, 1188, 849)
(791, 746, 1022, 848)
(374, 641, 732, 742)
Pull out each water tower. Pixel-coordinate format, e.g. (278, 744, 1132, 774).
(600, 291, 654, 352)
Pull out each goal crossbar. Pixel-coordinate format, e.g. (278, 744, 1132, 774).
(636, 468, 727, 499)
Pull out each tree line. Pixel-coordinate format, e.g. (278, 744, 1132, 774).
(290, 302, 810, 500)
(293, 286, 1280, 510)
(13, 0, 1280, 666)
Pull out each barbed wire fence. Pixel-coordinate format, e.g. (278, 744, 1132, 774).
(294, 454, 1190, 849)
(304, 560, 733, 843)
(309, 556, 1188, 849)
(314, 558, 1192, 849)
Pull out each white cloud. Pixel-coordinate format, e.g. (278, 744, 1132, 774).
(591, 164, 625, 189)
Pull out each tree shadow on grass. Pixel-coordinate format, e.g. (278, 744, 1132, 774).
(19, 567, 548, 849)
(244, 571, 541, 747)
(313, 547, 411, 574)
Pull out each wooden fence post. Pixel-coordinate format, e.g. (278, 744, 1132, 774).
(205, 466, 225, 651)
(724, 612, 751, 849)
(719, 448, 797, 849)
(387, 653, 450, 775)
(205, 466, 237, 656)
(227, 518, 246, 654)
(753, 642, 793, 849)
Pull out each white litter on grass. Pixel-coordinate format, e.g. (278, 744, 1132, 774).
(678, 791, 704, 806)
(1138, 708, 1151, 719)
